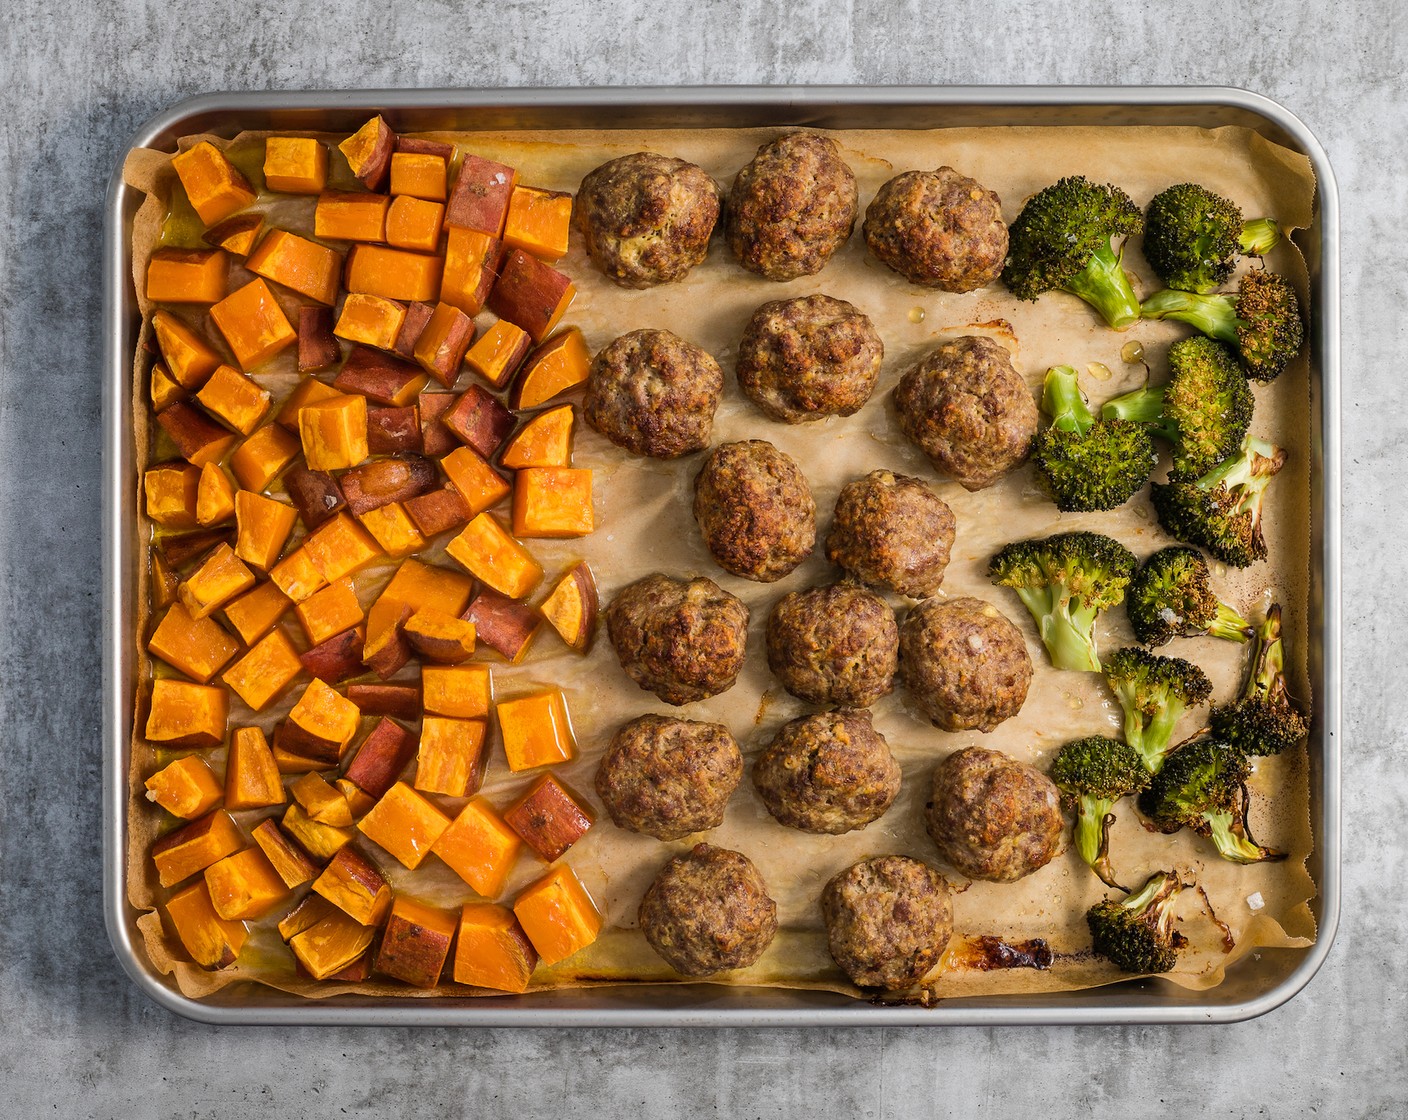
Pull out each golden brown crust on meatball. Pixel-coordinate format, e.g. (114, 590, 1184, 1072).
(765, 583, 898, 707)
(575, 152, 722, 288)
(595, 715, 743, 840)
(825, 470, 956, 597)
(925, 746, 1064, 883)
(584, 329, 724, 459)
(893, 335, 1038, 491)
(693, 440, 817, 583)
(862, 167, 1008, 291)
(638, 844, 778, 976)
(899, 597, 1032, 732)
(752, 710, 902, 835)
(821, 855, 954, 990)
(605, 574, 749, 705)
(735, 294, 883, 423)
(726, 133, 858, 280)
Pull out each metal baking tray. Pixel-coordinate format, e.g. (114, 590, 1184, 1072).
(103, 85, 1341, 1025)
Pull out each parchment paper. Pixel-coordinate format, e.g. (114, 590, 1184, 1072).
(125, 121, 1318, 1003)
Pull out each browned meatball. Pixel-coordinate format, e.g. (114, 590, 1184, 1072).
(893, 335, 1038, 491)
(752, 710, 901, 835)
(899, 597, 1032, 732)
(638, 844, 778, 976)
(821, 855, 954, 990)
(726, 133, 858, 280)
(594, 715, 743, 840)
(862, 167, 1008, 291)
(735, 295, 883, 423)
(693, 440, 816, 582)
(575, 152, 722, 288)
(605, 574, 749, 705)
(584, 329, 723, 459)
(825, 470, 956, 597)
(925, 746, 1063, 883)
(765, 583, 898, 707)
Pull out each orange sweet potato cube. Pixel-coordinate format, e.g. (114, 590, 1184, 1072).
(145, 754, 224, 819)
(295, 578, 365, 647)
(146, 247, 229, 304)
(463, 318, 531, 390)
(225, 726, 286, 811)
(337, 778, 378, 820)
(196, 463, 236, 526)
(334, 346, 429, 407)
(386, 194, 446, 254)
(379, 557, 475, 616)
(344, 716, 419, 798)
(334, 292, 408, 351)
(299, 624, 366, 685)
(263, 136, 328, 195)
(250, 818, 318, 887)
(503, 774, 593, 862)
(150, 362, 187, 411)
(195, 363, 272, 435)
(453, 903, 537, 992)
(466, 589, 541, 663)
(282, 804, 355, 861)
(362, 600, 413, 679)
(222, 581, 292, 644)
(414, 717, 487, 798)
(298, 307, 342, 372)
(404, 487, 471, 538)
(148, 601, 239, 683)
(314, 190, 391, 243)
(289, 909, 376, 980)
(440, 227, 504, 316)
(145, 679, 228, 748)
(221, 627, 303, 711)
(434, 799, 522, 898)
(291, 771, 355, 827)
(210, 278, 297, 371)
(446, 154, 517, 235)
(340, 453, 436, 517)
(501, 404, 573, 469)
(496, 688, 576, 771)
(404, 607, 477, 664)
(303, 512, 382, 582)
(390, 152, 448, 201)
(339, 115, 396, 191)
(233, 491, 298, 571)
(356, 502, 426, 558)
(345, 244, 444, 303)
(503, 185, 573, 261)
(230, 423, 302, 492)
(487, 250, 575, 344)
(375, 896, 457, 988)
(286, 678, 361, 759)
(446, 513, 543, 599)
(510, 328, 591, 410)
(440, 446, 511, 517)
(145, 463, 201, 528)
(165, 880, 248, 969)
(171, 141, 256, 226)
(512, 865, 602, 967)
(277, 376, 342, 430)
(279, 894, 337, 942)
(300, 395, 369, 471)
(245, 229, 342, 306)
(511, 467, 594, 539)
(412, 302, 474, 388)
(421, 664, 492, 718)
(152, 310, 223, 390)
(151, 551, 180, 611)
(179, 543, 256, 619)
(538, 561, 598, 653)
(151, 809, 243, 887)
(268, 546, 327, 603)
(156, 402, 238, 467)
(205, 846, 291, 920)
(203, 212, 264, 257)
(313, 846, 392, 926)
(357, 781, 452, 870)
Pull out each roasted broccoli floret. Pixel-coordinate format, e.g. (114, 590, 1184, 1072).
(1049, 736, 1150, 888)
(1150, 435, 1287, 567)
(1100, 336, 1254, 479)
(1142, 183, 1282, 293)
(1140, 271, 1305, 382)
(1126, 546, 1253, 647)
(1102, 646, 1212, 774)
(1032, 365, 1157, 512)
(1137, 737, 1284, 864)
(988, 531, 1136, 673)
(1210, 603, 1309, 755)
(1086, 869, 1186, 974)
(1001, 176, 1144, 330)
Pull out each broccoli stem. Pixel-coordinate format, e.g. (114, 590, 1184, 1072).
(1073, 795, 1123, 888)
(1100, 385, 1178, 444)
(1208, 602, 1254, 643)
(1204, 809, 1283, 864)
(1120, 867, 1175, 915)
(1239, 218, 1282, 256)
(1061, 243, 1143, 330)
(1247, 603, 1288, 699)
(1142, 701, 1188, 774)
(1140, 289, 1244, 345)
(1041, 366, 1094, 435)
(1037, 595, 1103, 673)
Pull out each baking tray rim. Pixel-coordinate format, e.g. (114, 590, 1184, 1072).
(102, 83, 1342, 1026)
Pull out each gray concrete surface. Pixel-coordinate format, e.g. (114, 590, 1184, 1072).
(0, 0, 1400, 1115)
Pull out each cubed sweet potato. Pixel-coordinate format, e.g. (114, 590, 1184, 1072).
(510, 328, 591, 410)
(440, 227, 505, 317)
(334, 345, 429, 407)
(233, 491, 298, 570)
(391, 301, 436, 358)
(221, 581, 292, 645)
(145, 462, 201, 528)
(221, 627, 303, 711)
(446, 154, 518, 235)
(374, 896, 457, 988)
(366, 406, 422, 453)
(463, 318, 531, 390)
(502, 185, 573, 261)
(156, 402, 238, 468)
(340, 454, 437, 516)
(404, 607, 477, 664)
(434, 800, 521, 898)
(390, 152, 449, 201)
(487, 250, 575, 343)
(263, 136, 328, 194)
(150, 362, 188, 411)
(225, 726, 286, 811)
(417, 392, 459, 456)
(152, 310, 223, 390)
(195, 463, 236, 526)
(145, 754, 224, 819)
(512, 866, 602, 967)
(345, 243, 444, 303)
(501, 404, 574, 469)
(539, 561, 598, 653)
(502, 774, 593, 862)
(289, 909, 376, 981)
(145, 679, 229, 749)
(146, 247, 229, 304)
(171, 141, 256, 226)
(439, 445, 511, 517)
(151, 810, 243, 887)
(361, 601, 413, 679)
(385, 194, 446, 254)
(415, 717, 487, 798)
(298, 306, 342, 372)
(296, 578, 365, 646)
(277, 375, 343, 430)
(511, 467, 594, 539)
(203, 212, 264, 257)
(165, 880, 248, 970)
(421, 664, 492, 719)
(346, 684, 421, 722)
(356, 781, 452, 870)
(283, 464, 347, 530)
(298, 624, 367, 685)
(315, 189, 391, 243)
(159, 528, 233, 570)
(496, 688, 576, 771)
(442, 384, 514, 458)
(403, 486, 471, 537)
(453, 903, 537, 993)
(303, 512, 383, 582)
(465, 589, 541, 663)
(378, 557, 475, 616)
(412, 302, 475, 387)
(285, 678, 362, 760)
(343, 716, 418, 798)
(268, 546, 328, 604)
(205, 846, 290, 920)
(245, 229, 341, 306)
(281, 804, 355, 862)
(230, 423, 301, 492)
(148, 601, 239, 683)
(209, 278, 298, 371)
(250, 818, 319, 887)
(445, 513, 543, 600)
(334, 292, 408, 350)
(313, 846, 392, 926)
(339, 115, 396, 191)
(357, 502, 427, 557)
(300, 393, 369, 472)
(336, 778, 378, 820)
